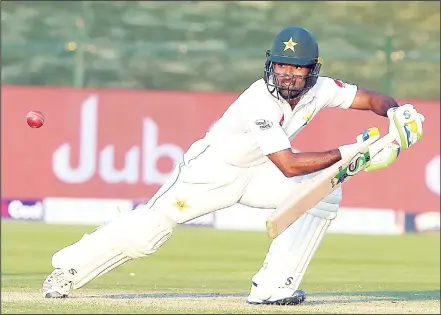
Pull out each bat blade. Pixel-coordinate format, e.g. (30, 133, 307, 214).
(266, 132, 395, 239)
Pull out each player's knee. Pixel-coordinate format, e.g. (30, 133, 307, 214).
(111, 208, 176, 258)
(52, 208, 176, 267)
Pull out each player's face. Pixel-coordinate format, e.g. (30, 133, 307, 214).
(273, 63, 312, 98)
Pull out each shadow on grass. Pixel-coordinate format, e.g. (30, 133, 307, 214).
(86, 290, 440, 304)
(88, 292, 247, 299)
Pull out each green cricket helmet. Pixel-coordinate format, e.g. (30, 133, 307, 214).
(264, 26, 323, 101)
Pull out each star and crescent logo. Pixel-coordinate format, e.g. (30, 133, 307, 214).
(283, 37, 298, 52)
(172, 197, 190, 212)
(303, 110, 312, 122)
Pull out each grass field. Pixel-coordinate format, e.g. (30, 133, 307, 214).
(1, 220, 440, 314)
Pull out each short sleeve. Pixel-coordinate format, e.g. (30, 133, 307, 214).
(243, 101, 291, 155)
(323, 77, 358, 109)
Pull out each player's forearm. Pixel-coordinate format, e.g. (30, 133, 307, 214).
(287, 149, 342, 177)
(364, 89, 399, 117)
(268, 149, 341, 178)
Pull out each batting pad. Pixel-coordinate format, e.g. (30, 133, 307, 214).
(51, 208, 176, 289)
(251, 211, 332, 301)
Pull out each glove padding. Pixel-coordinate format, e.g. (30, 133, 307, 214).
(338, 127, 399, 173)
(365, 142, 400, 172)
(338, 127, 380, 161)
(387, 104, 424, 150)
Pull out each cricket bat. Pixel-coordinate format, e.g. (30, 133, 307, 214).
(266, 128, 396, 239)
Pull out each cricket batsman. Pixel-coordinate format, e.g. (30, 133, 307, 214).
(43, 26, 425, 305)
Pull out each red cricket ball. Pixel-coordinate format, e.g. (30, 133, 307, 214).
(26, 110, 45, 128)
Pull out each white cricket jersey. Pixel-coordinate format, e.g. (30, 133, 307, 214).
(199, 76, 358, 167)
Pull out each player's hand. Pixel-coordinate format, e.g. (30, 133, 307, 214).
(387, 104, 424, 150)
(338, 127, 380, 161)
(365, 142, 400, 172)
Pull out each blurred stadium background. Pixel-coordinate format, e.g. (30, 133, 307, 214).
(2, 1, 440, 97)
(1, 1, 440, 313)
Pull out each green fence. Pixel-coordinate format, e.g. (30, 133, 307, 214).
(2, 1, 440, 99)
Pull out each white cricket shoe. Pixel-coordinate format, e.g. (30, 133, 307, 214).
(246, 281, 306, 305)
(42, 269, 73, 298)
